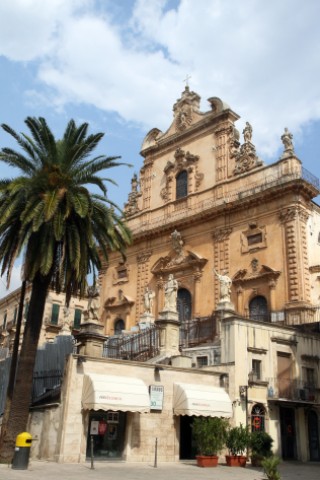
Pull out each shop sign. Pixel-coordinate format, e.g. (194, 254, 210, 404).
(90, 420, 99, 435)
(150, 385, 164, 410)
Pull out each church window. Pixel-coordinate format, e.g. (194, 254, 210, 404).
(114, 318, 125, 335)
(176, 170, 188, 199)
(249, 296, 269, 322)
(247, 233, 262, 245)
(177, 288, 192, 322)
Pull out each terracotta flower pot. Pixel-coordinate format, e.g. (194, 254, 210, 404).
(196, 455, 219, 467)
(225, 455, 247, 467)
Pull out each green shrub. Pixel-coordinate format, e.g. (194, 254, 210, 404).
(250, 431, 273, 457)
(193, 417, 229, 456)
(261, 455, 281, 480)
(226, 424, 250, 456)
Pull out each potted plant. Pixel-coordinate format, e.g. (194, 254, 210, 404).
(250, 431, 273, 466)
(192, 416, 229, 467)
(225, 423, 250, 467)
(261, 455, 281, 480)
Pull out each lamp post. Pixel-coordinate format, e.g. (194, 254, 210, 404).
(239, 371, 255, 428)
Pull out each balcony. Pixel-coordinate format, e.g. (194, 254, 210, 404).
(267, 378, 318, 403)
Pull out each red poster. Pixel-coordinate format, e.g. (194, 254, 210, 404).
(98, 420, 107, 435)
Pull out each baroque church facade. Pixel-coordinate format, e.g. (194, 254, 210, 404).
(100, 86, 320, 333)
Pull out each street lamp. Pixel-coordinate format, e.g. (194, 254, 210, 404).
(239, 371, 255, 427)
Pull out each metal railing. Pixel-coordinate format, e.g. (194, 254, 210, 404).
(267, 378, 318, 402)
(129, 166, 320, 235)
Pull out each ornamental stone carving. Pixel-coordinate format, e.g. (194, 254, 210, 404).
(281, 128, 295, 158)
(124, 173, 141, 217)
(233, 121, 263, 175)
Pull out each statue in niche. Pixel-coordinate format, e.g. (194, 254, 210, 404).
(243, 122, 253, 143)
(86, 281, 100, 321)
(143, 287, 155, 314)
(164, 274, 178, 311)
(170, 229, 185, 264)
(281, 128, 294, 154)
(213, 269, 232, 302)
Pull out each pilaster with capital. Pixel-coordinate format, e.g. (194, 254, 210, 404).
(136, 250, 152, 320)
(212, 227, 233, 306)
(279, 206, 310, 303)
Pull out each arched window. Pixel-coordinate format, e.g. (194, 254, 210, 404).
(251, 404, 266, 432)
(176, 170, 188, 199)
(249, 296, 269, 322)
(114, 318, 125, 335)
(177, 288, 192, 322)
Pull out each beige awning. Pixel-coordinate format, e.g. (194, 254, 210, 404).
(173, 382, 232, 417)
(82, 374, 150, 413)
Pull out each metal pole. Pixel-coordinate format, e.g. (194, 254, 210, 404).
(90, 435, 94, 470)
(154, 437, 158, 468)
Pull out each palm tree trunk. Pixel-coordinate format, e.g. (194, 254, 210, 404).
(0, 275, 50, 463)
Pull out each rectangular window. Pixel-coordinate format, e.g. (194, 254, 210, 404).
(304, 367, 315, 387)
(196, 356, 208, 368)
(24, 301, 29, 319)
(73, 308, 82, 329)
(247, 233, 262, 245)
(51, 304, 60, 325)
(3, 312, 7, 328)
(13, 307, 18, 325)
(252, 359, 261, 380)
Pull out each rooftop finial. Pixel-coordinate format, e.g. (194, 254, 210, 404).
(183, 74, 191, 88)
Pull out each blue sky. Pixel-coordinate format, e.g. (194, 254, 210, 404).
(0, 0, 320, 296)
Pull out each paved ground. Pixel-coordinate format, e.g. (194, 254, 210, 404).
(0, 460, 320, 480)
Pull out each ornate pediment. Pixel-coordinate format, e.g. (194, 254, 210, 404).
(233, 262, 280, 284)
(151, 250, 207, 276)
(104, 290, 134, 310)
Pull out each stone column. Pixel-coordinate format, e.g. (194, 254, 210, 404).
(75, 320, 107, 358)
(155, 310, 180, 357)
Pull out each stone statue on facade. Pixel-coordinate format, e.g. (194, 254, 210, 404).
(143, 287, 155, 314)
(281, 128, 294, 156)
(213, 269, 232, 302)
(85, 281, 101, 321)
(60, 305, 72, 334)
(243, 122, 253, 143)
(164, 274, 178, 312)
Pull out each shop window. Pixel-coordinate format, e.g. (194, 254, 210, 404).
(249, 296, 269, 322)
(252, 359, 262, 381)
(251, 404, 266, 432)
(114, 318, 125, 335)
(73, 308, 82, 329)
(196, 356, 208, 368)
(51, 303, 60, 325)
(176, 170, 188, 199)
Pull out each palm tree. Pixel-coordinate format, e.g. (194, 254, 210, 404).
(0, 117, 131, 462)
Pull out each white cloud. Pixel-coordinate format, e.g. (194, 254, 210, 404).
(0, 265, 23, 299)
(1, 0, 320, 158)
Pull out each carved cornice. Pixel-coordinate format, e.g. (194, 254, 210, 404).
(271, 336, 298, 346)
(247, 346, 268, 354)
(137, 251, 152, 264)
(279, 206, 309, 224)
(212, 227, 233, 242)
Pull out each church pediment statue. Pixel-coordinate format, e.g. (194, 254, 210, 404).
(233, 121, 263, 175)
(151, 231, 207, 276)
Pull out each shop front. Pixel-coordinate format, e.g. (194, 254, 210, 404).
(82, 373, 150, 461)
